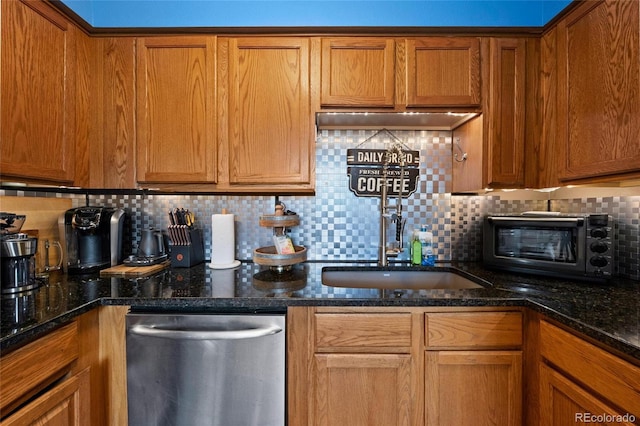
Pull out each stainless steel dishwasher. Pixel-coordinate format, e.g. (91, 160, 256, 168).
(126, 313, 286, 426)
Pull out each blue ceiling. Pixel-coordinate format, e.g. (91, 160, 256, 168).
(61, 0, 573, 28)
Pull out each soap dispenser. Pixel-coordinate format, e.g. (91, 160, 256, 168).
(419, 225, 435, 266)
(411, 229, 422, 265)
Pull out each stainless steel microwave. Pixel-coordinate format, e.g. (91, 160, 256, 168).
(483, 213, 614, 281)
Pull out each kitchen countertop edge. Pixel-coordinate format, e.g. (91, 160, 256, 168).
(3, 295, 639, 363)
(2, 262, 639, 364)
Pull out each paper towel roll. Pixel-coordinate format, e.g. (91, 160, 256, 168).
(209, 213, 240, 269)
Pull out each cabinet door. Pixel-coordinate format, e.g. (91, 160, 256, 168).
(314, 353, 415, 426)
(539, 364, 635, 426)
(1, 368, 90, 426)
(1, 0, 76, 183)
(556, 0, 640, 182)
(405, 38, 480, 107)
(485, 38, 526, 187)
(320, 38, 395, 107)
(226, 37, 312, 185)
(136, 37, 216, 183)
(425, 351, 522, 426)
(539, 321, 640, 420)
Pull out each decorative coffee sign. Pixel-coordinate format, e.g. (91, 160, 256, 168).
(346, 148, 420, 197)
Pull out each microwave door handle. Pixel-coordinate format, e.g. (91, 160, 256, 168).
(488, 217, 585, 226)
(129, 324, 283, 340)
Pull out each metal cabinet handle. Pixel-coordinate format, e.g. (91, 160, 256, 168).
(129, 324, 283, 340)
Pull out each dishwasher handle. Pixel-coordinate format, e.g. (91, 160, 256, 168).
(129, 324, 283, 340)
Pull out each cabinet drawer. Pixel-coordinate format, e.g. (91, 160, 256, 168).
(425, 311, 522, 349)
(0, 322, 79, 416)
(315, 313, 412, 352)
(1, 367, 90, 426)
(540, 321, 640, 418)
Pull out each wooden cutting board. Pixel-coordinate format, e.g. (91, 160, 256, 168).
(100, 260, 170, 277)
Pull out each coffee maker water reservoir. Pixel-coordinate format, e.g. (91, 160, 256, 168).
(59, 207, 126, 274)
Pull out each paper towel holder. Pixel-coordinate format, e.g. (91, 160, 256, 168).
(208, 209, 241, 270)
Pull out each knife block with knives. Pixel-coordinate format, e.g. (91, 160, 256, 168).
(168, 208, 204, 267)
(169, 227, 204, 267)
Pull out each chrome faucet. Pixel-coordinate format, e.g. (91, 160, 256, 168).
(379, 143, 407, 267)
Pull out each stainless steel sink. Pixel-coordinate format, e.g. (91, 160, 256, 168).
(321, 267, 486, 290)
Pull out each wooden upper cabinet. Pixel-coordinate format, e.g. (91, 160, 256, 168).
(452, 38, 526, 192)
(1, 0, 76, 184)
(225, 37, 312, 186)
(405, 37, 481, 107)
(485, 38, 526, 187)
(136, 36, 216, 184)
(556, 0, 640, 182)
(320, 38, 395, 107)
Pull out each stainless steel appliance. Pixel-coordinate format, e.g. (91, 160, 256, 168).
(126, 313, 286, 426)
(1, 212, 39, 294)
(58, 206, 125, 274)
(483, 213, 614, 280)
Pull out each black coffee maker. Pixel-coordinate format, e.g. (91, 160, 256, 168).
(59, 207, 126, 274)
(1, 212, 39, 294)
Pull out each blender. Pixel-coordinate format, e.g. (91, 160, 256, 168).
(1, 212, 39, 294)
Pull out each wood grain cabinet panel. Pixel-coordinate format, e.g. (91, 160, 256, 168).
(539, 363, 636, 426)
(0, 322, 78, 417)
(224, 37, 312, 186)
(426, 311, 523, 349)
(556, 0, 640, 182)
(320, 38, 395, 107)
(315, 312, 412, 352)
(405, 37, 481, 107)
(451, 37, 528, 193)
(425, 351, 522, 426)
(1, 0, 76, 183)
(539, 321, 640, 420)
(485, 37, 526, 187)
(136, 36, 216, 183)
(425, 310, 523, 426)
(1, 368, 90, 426)
(288, 307, 422, 426)
(314, 353, 414, 426)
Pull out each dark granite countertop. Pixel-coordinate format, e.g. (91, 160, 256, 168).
(2, 261, 639, 363)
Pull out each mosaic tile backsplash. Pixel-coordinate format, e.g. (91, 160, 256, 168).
(3, 130, 639, 280)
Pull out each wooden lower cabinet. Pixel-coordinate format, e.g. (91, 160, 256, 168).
(425, 311, 523, 426)
(288, 307, 423, 426)
(288, 307, 523, 426)
(0, 306, 129, 426)
(0, 321, 89, 426)
(539, 363, 636, 426)
(425, 351, 522, 425)
(314, 353, 414, 426)
(1, 368, 90, 426)
(538, 321, 640, 425)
